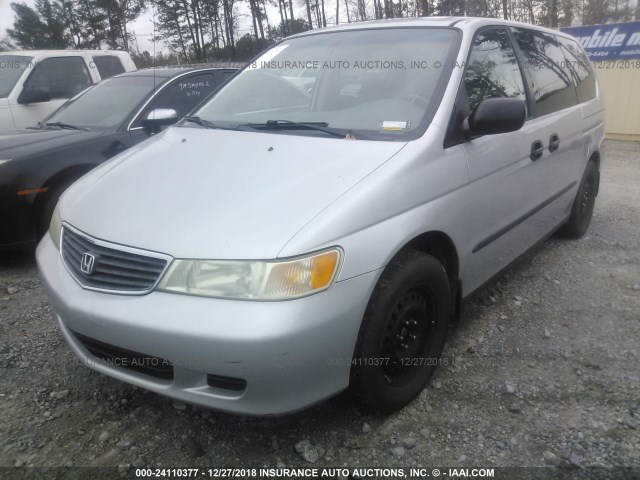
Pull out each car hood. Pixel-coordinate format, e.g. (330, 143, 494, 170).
(0, 128, 105, 158)
(61, 126, 406, 259)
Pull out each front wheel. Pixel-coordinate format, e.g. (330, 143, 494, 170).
(558, 160, 599, 239)
(350, 249, 451, 412)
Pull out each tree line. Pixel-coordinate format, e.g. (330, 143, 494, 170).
(2, 0, 640, 62)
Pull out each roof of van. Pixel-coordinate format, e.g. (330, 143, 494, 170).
(287, 16, 572, 39)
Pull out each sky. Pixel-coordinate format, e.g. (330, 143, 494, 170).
(4, 0, 639, 53)
(0, 0, 158, 52)
(0, 0, 290, 54)
(0, 0, 14, 37)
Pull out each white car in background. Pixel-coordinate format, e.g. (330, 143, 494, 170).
(0, 50, 136, 133)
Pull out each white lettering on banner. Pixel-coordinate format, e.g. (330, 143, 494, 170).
(628, 33, 640, 46)
(577, 28, 640, 49)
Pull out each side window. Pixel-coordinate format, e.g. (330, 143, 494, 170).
(464, 29, 526, 113)
(511, 28, 578, 116)
(133, 73, 218, 128)
(557, 36, 596, 103)
(23, 57, 92, 99)
(92, 56, 126, 79)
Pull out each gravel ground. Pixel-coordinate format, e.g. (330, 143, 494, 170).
(0, 140, 639, 477)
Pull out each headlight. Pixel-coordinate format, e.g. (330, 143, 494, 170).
(49, 204, 63, 250)
(157, 248, 341, 300)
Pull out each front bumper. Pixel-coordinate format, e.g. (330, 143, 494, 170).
(36, 234, 377, 415)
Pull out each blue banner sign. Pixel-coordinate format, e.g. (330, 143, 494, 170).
(561, 21, 640, 61)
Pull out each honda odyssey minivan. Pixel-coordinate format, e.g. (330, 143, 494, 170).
(37, 17, 604, 415)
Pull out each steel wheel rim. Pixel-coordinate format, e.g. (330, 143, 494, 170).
(380, 287, 435, 387)
(580, 175, 595, 223)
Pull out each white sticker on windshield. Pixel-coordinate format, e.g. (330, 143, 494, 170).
(248, 45, 290, 69)
(381, 121, 410, 131)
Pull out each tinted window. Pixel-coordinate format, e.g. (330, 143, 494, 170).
(92, 55, 126, 79)
(511, 28, 578, 116)
(136, 72, 218, 124)
(464, 29, 526, 113)
(23, 57, 92, 100)
(44, 76, 158, 128)
(0, 55, 32, 98)
(557, 36, 596, 103)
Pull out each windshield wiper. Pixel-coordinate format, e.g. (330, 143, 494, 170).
(182, 116, 245, 131)
(243, 120, 348, 138)
(183, 115, 215, 128)
(44, 122, 87, 131)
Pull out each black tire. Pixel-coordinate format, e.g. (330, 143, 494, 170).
(36, 180, 75, 239)
(558, 160, 599, 239)
(350, 249, 451, 413)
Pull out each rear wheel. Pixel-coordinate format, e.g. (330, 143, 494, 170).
(558, 160, 599, 239)
(350, 249, 451, 412)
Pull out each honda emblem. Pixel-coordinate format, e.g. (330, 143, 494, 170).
(80, 253, 96, 274)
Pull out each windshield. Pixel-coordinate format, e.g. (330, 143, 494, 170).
(195, 28, 459, 140)
(43, 75, 161, 128)
(0, 55, 33, 98)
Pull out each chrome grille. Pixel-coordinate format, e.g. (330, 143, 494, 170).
(61, 225, 169, 294)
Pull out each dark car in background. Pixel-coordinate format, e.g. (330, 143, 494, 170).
(0, 67, 237, 249)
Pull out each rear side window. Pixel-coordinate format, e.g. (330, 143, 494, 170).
(464, 29, 526, 112)
(92, 55, 126, 79)
(511, 28, 578, 116)
(23, 57, 92, 99)
(557, 36, 596, 103)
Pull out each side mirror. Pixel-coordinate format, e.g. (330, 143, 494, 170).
(17, 88, 51, 104)
(142, 108, 179, 134)
(465, 98, 526, 136)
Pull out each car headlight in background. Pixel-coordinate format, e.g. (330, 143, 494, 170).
(157, 248, 341, 300)
(49, 205, 63, 250)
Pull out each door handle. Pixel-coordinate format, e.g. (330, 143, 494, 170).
(530, 140, 544, 161)
(549, 133, 560, 153)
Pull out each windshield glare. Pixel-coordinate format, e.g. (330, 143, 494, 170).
(196, 28, 458, 140)
(44, 76, 160, 128)
(0, 55, 33, 98)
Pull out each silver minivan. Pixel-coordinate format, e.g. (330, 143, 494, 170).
(37, 17, 604, 415)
